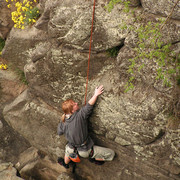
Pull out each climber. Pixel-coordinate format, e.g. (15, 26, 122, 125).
(57, 85, 115, 169)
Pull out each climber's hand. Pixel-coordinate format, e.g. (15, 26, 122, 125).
(94, 85, 104, 97)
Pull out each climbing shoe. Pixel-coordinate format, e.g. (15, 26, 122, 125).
(89, 158, 105, 165)
(57, 157, 69, 169)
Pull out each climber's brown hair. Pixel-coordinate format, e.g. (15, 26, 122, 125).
(61, 99, 74, 122)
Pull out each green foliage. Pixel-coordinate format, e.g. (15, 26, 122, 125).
(106, 45, 122, 57)
(105, 0, 122, 12)
(105, 0, 130, 12)
(24, 6, 40, 25)
(16, 69, 28, 85)
(6, 0, 40, 29)
(123, 1, 130, 13)
(9, 64, 28, 85)
(125, 21, 176, 91)
(106, 0, 179, 92)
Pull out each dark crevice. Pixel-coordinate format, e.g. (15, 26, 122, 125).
(16, 169, 21, 177)
(139, 0, 142, 7)
(106, 41, 125, 58)
(171, 40, 180, 45)
(146, 129, 165, 145)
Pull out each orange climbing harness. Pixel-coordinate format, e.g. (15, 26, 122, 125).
(84, 0, 96, 105)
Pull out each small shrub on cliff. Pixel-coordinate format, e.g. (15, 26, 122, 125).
(5, 0, 39, 29)
(24, 6, 39, 25)
(106, 0, 180, 92)
(105, 0, 130, 12)
(14, 68, 28, 85)
(8, 64, 28, 84)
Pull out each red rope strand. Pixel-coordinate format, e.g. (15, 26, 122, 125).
(84, 0, 96, 105)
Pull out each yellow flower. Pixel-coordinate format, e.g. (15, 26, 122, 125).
(9, 0, 40, 29)
(22, 7, 27, 11)
(7, 4, 11, 8)
(19, 15, 23, 21)
(17, 7, 22, 13)
(15, 2, 20, 7)
(11, 11, 18, 17)
(3, 64, 8, 70)
(25, 1, 30, 7)
(0, 64, 8, 70)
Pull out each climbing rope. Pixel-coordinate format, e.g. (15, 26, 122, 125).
(84, 0, 96, 105)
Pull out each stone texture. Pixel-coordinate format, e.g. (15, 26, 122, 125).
(1, 0, 180, 179)
(39, 0, 129, 51)
(15, 147, 68, 180)
(0, 1, 13, 39)
(141, 0, 180, 20)
(3, 89, 67, 156)
(0, 163, 23, 180)
(57, 173, 74, 180)
(0, 67, 30, 165)
(2, 27, 48, 70)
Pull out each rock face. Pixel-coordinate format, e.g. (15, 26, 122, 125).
(2, 27, 48, 70)
(1, 0, 180, 179)
(15, 147, 67, 180)
(0, 65, 30, 164)
(0, 1, 13, 39)
(0, 163, 23, 180)
(141, 0, 180, 20)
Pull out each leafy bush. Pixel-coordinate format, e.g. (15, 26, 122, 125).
(106, 0, 180, 92)
(24, 6, 40, 25)
(13, 67, 28, 85)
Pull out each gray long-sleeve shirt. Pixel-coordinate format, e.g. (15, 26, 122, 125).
(57, 103, 94, 151)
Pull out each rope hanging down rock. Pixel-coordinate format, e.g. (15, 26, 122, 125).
(84, 0, 96, 105)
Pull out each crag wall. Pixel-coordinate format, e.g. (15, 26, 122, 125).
(0, 0, 180, 179)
